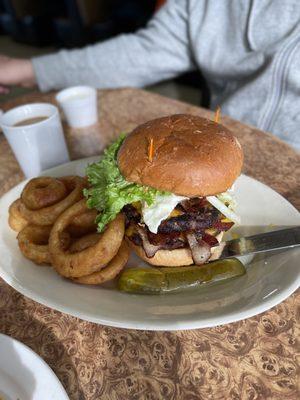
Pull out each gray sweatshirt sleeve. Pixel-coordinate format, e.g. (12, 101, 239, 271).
(32, 0, 195, 92)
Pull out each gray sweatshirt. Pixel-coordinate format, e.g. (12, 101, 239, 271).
(32, 0, 300, 149)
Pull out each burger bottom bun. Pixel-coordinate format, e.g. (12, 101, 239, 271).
(126, 232, 224, 267)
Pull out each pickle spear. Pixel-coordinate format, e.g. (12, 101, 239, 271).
(118, 258, 246, 294)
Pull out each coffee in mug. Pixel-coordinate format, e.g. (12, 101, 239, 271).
(13, 116, 48, 127)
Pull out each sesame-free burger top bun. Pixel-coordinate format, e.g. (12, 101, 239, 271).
(117, 114, 243, 197)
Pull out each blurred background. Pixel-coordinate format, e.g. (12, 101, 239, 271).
(0, 0, 209, 107)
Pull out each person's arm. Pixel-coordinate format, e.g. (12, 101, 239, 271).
(32, 0, 194, 91)
(0, 55, 36, 93)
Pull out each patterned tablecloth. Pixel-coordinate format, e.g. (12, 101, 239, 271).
(0, 88, 299, 400)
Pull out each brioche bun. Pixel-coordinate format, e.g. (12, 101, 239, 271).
(118, 114, 243, 197)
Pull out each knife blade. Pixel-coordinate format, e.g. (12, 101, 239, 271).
(218, 226, 300, 259)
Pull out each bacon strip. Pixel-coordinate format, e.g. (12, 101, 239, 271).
(124, 197, 231, 262)
(135, 225, 161, 258)
(186, 233, 211, 265)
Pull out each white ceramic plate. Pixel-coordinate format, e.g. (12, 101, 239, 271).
(0, 333, 69, 400)
(0, 157, 299, 331)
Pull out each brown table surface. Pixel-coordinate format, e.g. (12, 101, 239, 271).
(0, 88, 299, 400)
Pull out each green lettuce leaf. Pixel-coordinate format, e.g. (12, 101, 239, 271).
(84, 134, 168, 232)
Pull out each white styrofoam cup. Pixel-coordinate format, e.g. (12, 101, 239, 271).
(56, 86, 98, 128)
(0, 103, 70, 178)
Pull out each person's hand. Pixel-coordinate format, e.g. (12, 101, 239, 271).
(0, 55, 36, 93)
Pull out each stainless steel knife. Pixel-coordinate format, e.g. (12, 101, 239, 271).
(219, 226, 300, 259)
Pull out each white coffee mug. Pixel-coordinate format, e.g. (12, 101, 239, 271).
(0, 103, 70, 178)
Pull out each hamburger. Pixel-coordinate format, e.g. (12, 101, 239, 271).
(85, 114, 243, 266)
